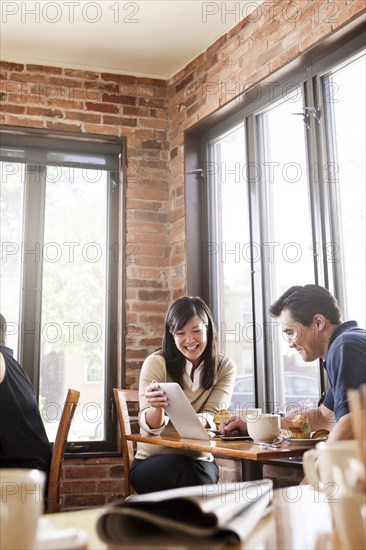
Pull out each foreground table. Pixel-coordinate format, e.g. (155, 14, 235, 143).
(45, 485, 341, 549)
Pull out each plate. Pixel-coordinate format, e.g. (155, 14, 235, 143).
(289, 437, 328, 445)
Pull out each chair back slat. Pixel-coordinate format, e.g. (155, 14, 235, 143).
(47, 388, 80, 513)
(113, 388, 139, 497)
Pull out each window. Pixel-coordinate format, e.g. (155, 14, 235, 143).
(321, 52, 366, 327)
(204, 123, 255, 402)
(0, 128, 123, 452)
(199, 36, 365, 413)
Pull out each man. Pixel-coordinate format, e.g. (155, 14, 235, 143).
(0, 314, 51, 475)
(220, 285, 366, 442)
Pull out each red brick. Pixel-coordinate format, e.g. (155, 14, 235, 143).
(26, 64, 62, 74)
(27, 107, 63, 118)
(45, 121, 81, 132)
(5, 116, 44, 128)
(103, 115, 137, 126)
(86, 101, 119, 113)
(1, 61, 24, 71)
(102, 93, 136, 105)
(1, 104, 25, 114)
(64, 68, 99, 79)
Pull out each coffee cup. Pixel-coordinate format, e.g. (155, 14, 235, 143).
(246, 413, 281, 443)
(235, 407, 262, 420)
(331, 491, 366, 549)
(0, 468, 45, 550)
(303, 440, 359, 491)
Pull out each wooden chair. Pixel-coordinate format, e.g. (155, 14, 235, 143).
(113, 388, 139, 498)
(47, 388, 80, 513)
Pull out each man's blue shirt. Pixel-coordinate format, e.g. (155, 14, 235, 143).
(323, 321, 366, 420)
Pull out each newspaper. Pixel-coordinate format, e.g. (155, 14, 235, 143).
(97, 479, 273, 548)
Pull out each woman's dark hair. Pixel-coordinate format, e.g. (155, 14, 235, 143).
(269, 284, 342, 326)
(162, 296, 219, 390)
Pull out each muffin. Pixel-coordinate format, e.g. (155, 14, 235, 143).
(281, 414, 312, 439)
(213, 409, 231, 428)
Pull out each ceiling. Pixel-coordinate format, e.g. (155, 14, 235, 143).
(0, 0, 264, 79)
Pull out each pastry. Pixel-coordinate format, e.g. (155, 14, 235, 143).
(281, 414, 312, 439)
(213, 409, 231, 427)
(311, 429, 330, 439)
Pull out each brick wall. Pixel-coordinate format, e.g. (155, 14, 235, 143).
(1, 0, 364, 508)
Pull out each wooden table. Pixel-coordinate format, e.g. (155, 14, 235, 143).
(45, 485, 341, 549)
(125, 432, 312, 480)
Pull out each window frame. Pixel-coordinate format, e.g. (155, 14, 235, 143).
(0, 125, 125, 455)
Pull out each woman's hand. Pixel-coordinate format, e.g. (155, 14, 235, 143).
(144, 380, 168, 430)
(145, 380, 169, 410)
(219, 415, 247, 436)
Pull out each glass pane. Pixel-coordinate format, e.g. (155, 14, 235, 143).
(324, 54, 366, 327)
(211, 125, 255, 410)
(259, 91, 320, 412)
(0, 162, 25, 358)
(40, 167, 107, 442)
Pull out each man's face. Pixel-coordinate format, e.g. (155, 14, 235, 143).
(279, 308, 322, 362)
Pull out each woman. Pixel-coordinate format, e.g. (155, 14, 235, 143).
(129, 296, 236, 493)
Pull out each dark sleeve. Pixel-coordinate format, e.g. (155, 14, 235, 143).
(322, 388, 334, 411)
(327, 339, 366, 421)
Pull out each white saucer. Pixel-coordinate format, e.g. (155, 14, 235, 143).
(36, 518, 89, 550)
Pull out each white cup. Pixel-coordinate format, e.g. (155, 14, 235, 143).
(0, 468, 45, 550)
(235, 408, 262, 420)
(246, 413, 281, 443)
(303, 440, 359, 491)
(331, 491, 366, 549)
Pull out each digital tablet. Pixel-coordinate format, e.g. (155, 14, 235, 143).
(158, 382, 211, 440)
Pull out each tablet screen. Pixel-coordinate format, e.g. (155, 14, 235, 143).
(158, 382, 210, 440)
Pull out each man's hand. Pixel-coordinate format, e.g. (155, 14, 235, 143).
(219, 415, 247, 436)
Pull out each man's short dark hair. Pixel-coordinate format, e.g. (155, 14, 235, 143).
(269, 284, 342, 326)
(0, 314, 7, 346)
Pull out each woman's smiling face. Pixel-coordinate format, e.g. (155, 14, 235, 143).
(173, 314, 208, 367)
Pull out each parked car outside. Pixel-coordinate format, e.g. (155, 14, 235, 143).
(229, 373, 320, 413)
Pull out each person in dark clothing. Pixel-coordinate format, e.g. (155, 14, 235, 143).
(0, 314, 51, 479)
(220, 285, 366, 444)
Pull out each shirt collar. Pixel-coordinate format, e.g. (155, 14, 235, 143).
(324, 320, 358, 367)
(328, 320, 358, 348)
(183, 359, 203, 391)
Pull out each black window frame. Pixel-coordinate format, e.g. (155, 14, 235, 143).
(0, 125, 126, 455)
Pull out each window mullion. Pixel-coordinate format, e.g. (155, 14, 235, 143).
(20, 164, 47, 390)
(305, 73, 333, 291)
(205, 142, 222, 325)
(314, 71, 346, 306)
(304, 74, 330, 396)
(247, 113, 269, 410)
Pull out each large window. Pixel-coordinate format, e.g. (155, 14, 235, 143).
(200, 37, 365, 413)
(321, 53, 366, 325)
(204, 123, 255, 402)
(0, 129, 123, 452)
